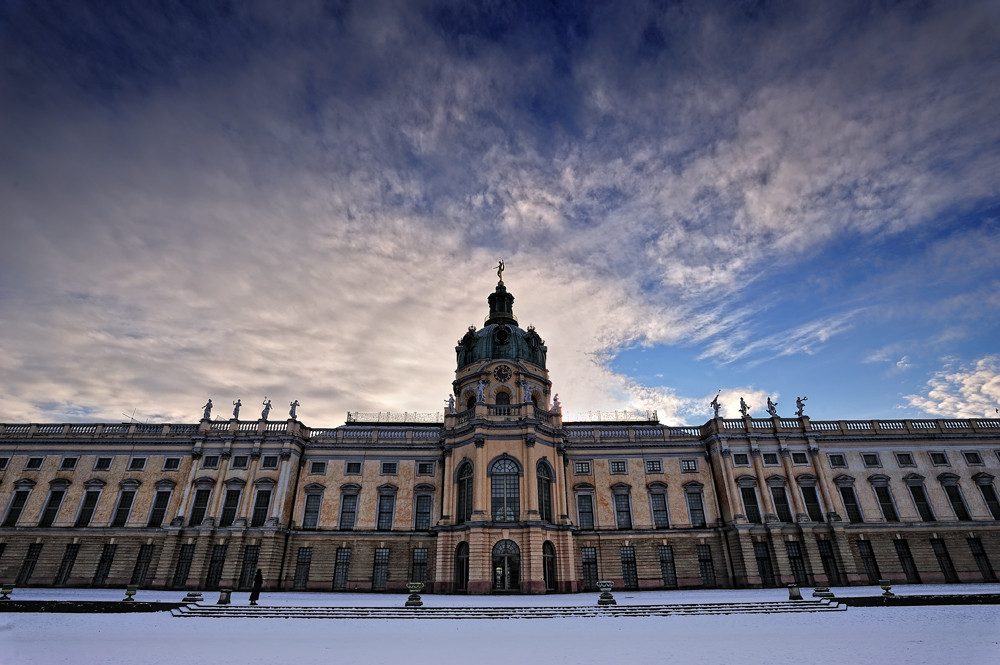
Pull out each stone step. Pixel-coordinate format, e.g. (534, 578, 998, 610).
(172, 600, 845, 619)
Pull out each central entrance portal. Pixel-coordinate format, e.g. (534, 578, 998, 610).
(492, 539, 520, 592)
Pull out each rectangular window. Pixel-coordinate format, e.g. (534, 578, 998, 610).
(75, 490, 101, 527)
(17, 543, 44, 585)
(944, 485, 971, 521)
(54, 543, 80, 586)
(112, 491, 136, 527)
(250, 490, 272, 527)
(162, 457, 181, 471)
(39, 490, 66, 527)
(680, 459, 698, 473)
(895, 453, 915, 467)
(659, 545, 677, 588)
(817, 539, 841, 586)
(963, 451, 984, 465)
(620, 546, 638, 589)
(733, 453, 750, 466)
(381, 462, 398, 475)
(741, 487, 762, 524)
(147, 490, 172, 527)
(828, 454, 847, 468)
(239, 545, 260, 589)
(650, 493, 669, 528)
(873, 486, 899, 522)
(686, 491, 707, 527)
(261, 456, 279, 469)
(339, 494, 358, 530)
(206, 544, 228, 590)
(415, 494, 433, 530)
(930, 539, 958, 583)
(417, 462, 435, 475)
(908, 485, 936, 522)
(968, 538, 997, 582)
(577, 494, 595, 529)
(345, 461, 362, 475)
(613, 494, 632, 529)
(581, 547, 598, 590)
(219, 489, 242, 528)
(979, 484, 1000, 520)
(293, 547, 313, 591)
(128, 457, 146, 471)
(202, 455, 220, 469)
(839, 486, 864, 523)
(771, 486, 793, 522)
(302, 494, 322, 529)
(785, 540, 809, 586)
(4, 489, 30, 527)
(645, 459, 662, 473)
(25, 457, 44, 470)
(800, 486, 824, 522)
(857, 540, 881, 583)
(574, 461, 591, 474)
(929, 452, 949, 466)
(59, 457, 78, 471)
(230, 455, 249, 470)
(0, 457, 8, 471)
(131, 543, 156, 587)
(93, 544, 117, 586)
(333, 547, 352, 590)
(377, 494, 395, 531)
(762, 453, 779, 466)
(697, 544, 716, 586)
(309, 461, 327, 475)
(862, 453, 881, 468)
(372, 547, 389, 591)
(411, 548, 428, 584)
(173, 543, 195, 588)
(894, 539, 921, 583)
(94, 457, 113, 471)
(189, 489, 212, 526)
(609, 460, 627, 474)
(753, 541, 776, 586)
(791, 452, 808, 465)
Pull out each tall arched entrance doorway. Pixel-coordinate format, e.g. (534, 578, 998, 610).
(543, 541, 557, 592)
(455, 542, 469, 593)
(492, 539, 520, 592)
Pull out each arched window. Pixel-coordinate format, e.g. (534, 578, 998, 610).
(466, 395, 476, 410)
(455, 541, 469, 592)
(492, 539, 520, 590)
(543, 541, 557, 591)
(537, 461, 553, 522)
(491, 458, 520, 522)
(456, 462, 473, 524)
(495, 391, 510, 405)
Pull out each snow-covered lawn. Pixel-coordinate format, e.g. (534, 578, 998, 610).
(4, 585, 999, 665)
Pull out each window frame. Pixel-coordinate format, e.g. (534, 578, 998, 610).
(201, 455, 220, 469)
(648, 483, 669, 529)
(25, 457, 44, 471)
(827, 453, 847, 468)
(575, 487, 595, 529)
(59, 457, 78, 471)
(381, 461, 399, 476)
(762, 453, 780, 466)
(260, 455, 279, 470)
(680, 459, 698, 473)
(612, 486, 633, 530)
(128, 457, 147, 471)
(94, 457, 113, 471)
(308, 461, 327, 475)
(645, 459, 663, 474)
(162, 457, 181, 471)
(338, 484, 361, 531)
(732, 453, 751, 467)
(573, 460, 592, 475)
(416, 461, 435, 476)
(894, 452, 916, 467)
(345, 461, 363, 475)
(929, 451, 949, 466)
(301, 488, 324, 530)
(230, 455, 249, 470)
(963, 451, 984, 466)
(791, 452, 809, 465)
(861, 453, 882, 468)
(609, 459, 628, 475)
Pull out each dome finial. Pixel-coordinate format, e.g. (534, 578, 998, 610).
(495, 259, 505, 285)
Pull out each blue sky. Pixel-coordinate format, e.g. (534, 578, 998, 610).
(1, 0, 999, 425)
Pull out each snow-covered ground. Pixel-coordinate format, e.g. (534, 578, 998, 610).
(4, 585, 999, 665)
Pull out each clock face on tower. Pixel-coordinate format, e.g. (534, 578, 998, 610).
(493, 365, 512, 383)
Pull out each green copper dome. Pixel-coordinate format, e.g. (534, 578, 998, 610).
(456, 284, 547, 369)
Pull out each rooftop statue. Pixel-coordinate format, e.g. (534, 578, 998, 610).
(739, 397, 750, 418)
(447, 394, 456, 414)
(202, 399, 213, 420)
(261, 398, 272, 420)
(796, 396, 808, 417)
(496, 259, 504, 285)
(289, 400, 300, 419)
(710, 392, 721, 418)
(232, 399, 242, 419)
(766, 397, 778, 417)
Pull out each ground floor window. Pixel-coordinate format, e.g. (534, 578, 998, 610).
(455, 542, 469, 592)
(753, 541, 776, 586)
(697, 544, 716, 586)
(294, 547, 313, 590)
(206, 544, 228, 590)
(785, 540, 809, 586)
(239, 545, 260, 590)
(54, 544, 80, 586)
(130, 544, 156, 587)
(372, 548, 389, 591)
(581, 547, 598, 590)
(543, 541, 557, 591)
(93, 544, 117, 586)
(17, 543, 43, 585)
(411, 548, 428, 584)
(173, 544, 195, 588)
(967, 538, 996, 582)
(894, 539, 921, 584)
(492, 539, 520, 591)
(659, 545, 677, 588)
(857, 540, 881, 583)
(620, 546, 637, 589)
(816, 539, 841, 586)
(333, 547, 352, 590)
(930, 539, 957, 583)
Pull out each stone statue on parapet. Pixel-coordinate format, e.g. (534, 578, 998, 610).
(796, 396, 808, 417)
(232, 399, 242, 419)
(710, 392, 721, 418)
(739, 397, 750, 418)
(289, 400, 300, 419)
(496, 259, 504, 284)
(202, 399, 213, 420)
(766, 397, 778, 417)
(476, 379, 488, 403)
(447, 394, 455, 414)
(261, 398, 272, 420)
(552, 394, 561, 412)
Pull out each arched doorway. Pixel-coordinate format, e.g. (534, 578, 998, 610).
(492, 539, 520, 591)
(543, 541, 557, 592)
(455, 542, 469, 592)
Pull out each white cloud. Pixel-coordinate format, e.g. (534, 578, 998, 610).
(905, 355, 1000, 418)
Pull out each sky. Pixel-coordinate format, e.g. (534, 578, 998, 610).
(1, 0, 999, 426)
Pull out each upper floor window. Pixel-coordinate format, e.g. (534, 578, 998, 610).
(59, 457, 78, 471)
(612, 486, 633, 529)
(230, 455, 249, 470)
(762, 453, 779, 466)
(648, 484, 669, 529)
(574, 461, 591, 475)
(25, 457, 44, 470)
(828, 454, 847, 468)
(94, 457, 113, 471)
(862, 453, 881, 468)
(128, 457, 146, 471)
(261, 456, 279, 469)
(791, 452, 809, 465)
(381, 462, 398, 475)
(963, 451, 984, 465)
(609, 460, 627, 474)
(456, 462, 473, 524)
(732, 453, 750, 466)
(929, 452, 949, 466)
(302, 491, 323, 530)
(162, 457, 181, 471)
(309, 461, 327, 475)
(417, 462, 435, 475)
(339, 486, 360, 530)
(0, 457, 8, 471)
(490, 457, 520, 522)
(376, 487, 397, 531)
(201, 455, 220, 469)
(684, 482, 707, 527)
(680, 459, 698, 473)
(345, 461, 363, 475)
(645, 460, 662, 474)
(895, 452, 915, 467)
(537, 461, 554, 522)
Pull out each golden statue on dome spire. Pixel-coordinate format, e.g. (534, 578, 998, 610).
(496, 259, 505, 285)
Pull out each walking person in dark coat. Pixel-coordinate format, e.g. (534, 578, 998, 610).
(249, 569, 263, 606)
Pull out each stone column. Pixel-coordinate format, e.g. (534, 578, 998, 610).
(524, 437, 538, 519)
(779, 448, 806, 518)
(472, 438, 486, 519)
(440, 448, 453, 524)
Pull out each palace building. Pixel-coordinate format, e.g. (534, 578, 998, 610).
(1, 277, 999, 593)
